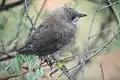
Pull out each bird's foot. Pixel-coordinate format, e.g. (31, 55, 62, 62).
(40, 58, 55, 70)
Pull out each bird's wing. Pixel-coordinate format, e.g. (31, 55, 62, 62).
(25, 23, 67, 56)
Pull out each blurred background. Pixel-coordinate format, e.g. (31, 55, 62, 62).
(0, 0, 120, 80)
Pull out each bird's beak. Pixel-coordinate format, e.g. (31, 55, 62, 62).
(77, 12, 87, 18)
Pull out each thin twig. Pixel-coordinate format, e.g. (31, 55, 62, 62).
(0, 52, 16, 61)
(68, 30, 120, 72)
(0, 71, 28, 80)
(108, 0, 120, 25)
(83, 10, 97, 61)
(80, 8, 98, 80)
(88, 29, 112, 39)
(0, 9, 25, 61)
(1, 0, 6, 7)
(0, 0, 24, 11)
(86, 30, 120, 60)
(24, 0, 34, 27)
(100, 61, 105, 80)
(58, 48, 100, 77)
(25, 0, 47, 44)
(108, 0, 120, 41)
(68, 1, 120, 77)
(24, 0, 35, 44)
(0, 0, 47, 62)
(88, 12, 97, 40)
(60, 66, 73, 80)
(96, 0, 119, 11)
(0, 40, 13, 59)
(33, 0, 48, 26)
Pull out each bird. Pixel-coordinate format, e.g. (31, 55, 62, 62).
(18, 6, 87, 58)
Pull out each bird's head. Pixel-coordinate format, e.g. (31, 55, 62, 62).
(53, 5, 87, 24)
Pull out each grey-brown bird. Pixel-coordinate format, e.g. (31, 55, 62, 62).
(18, 6, 87, 57)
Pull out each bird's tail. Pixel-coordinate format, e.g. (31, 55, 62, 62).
(17, 46, 34, 55)
(18, 47, 28, 54)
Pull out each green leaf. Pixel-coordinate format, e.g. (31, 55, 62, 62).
(35, 68, 44, 78)
(27, 56, 36, 70)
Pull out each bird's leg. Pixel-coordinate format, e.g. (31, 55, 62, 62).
(39, 56, 55, 70)
(44, 56, 55, 70)
(40, 57, 45, 64)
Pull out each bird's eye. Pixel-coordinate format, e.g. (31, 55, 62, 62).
(71, 15, 77, 21)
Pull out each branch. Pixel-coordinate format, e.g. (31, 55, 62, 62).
(24, 0, 47, 44)
(68, 30, 120, 72)
(96, 0, 120, 11)
(0, 71, 28, 80)
(100, 61, 105, 80)
(1, 0, 6, 7)
(0, 0, 24, 11)
(58, 1, 120, 78)
(61, 66, 73, 80)
(33, 0, 47, 26)
(0, 0, 48, 62)
(88, 29, 112, 39)
(0, 51, 16, 61)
